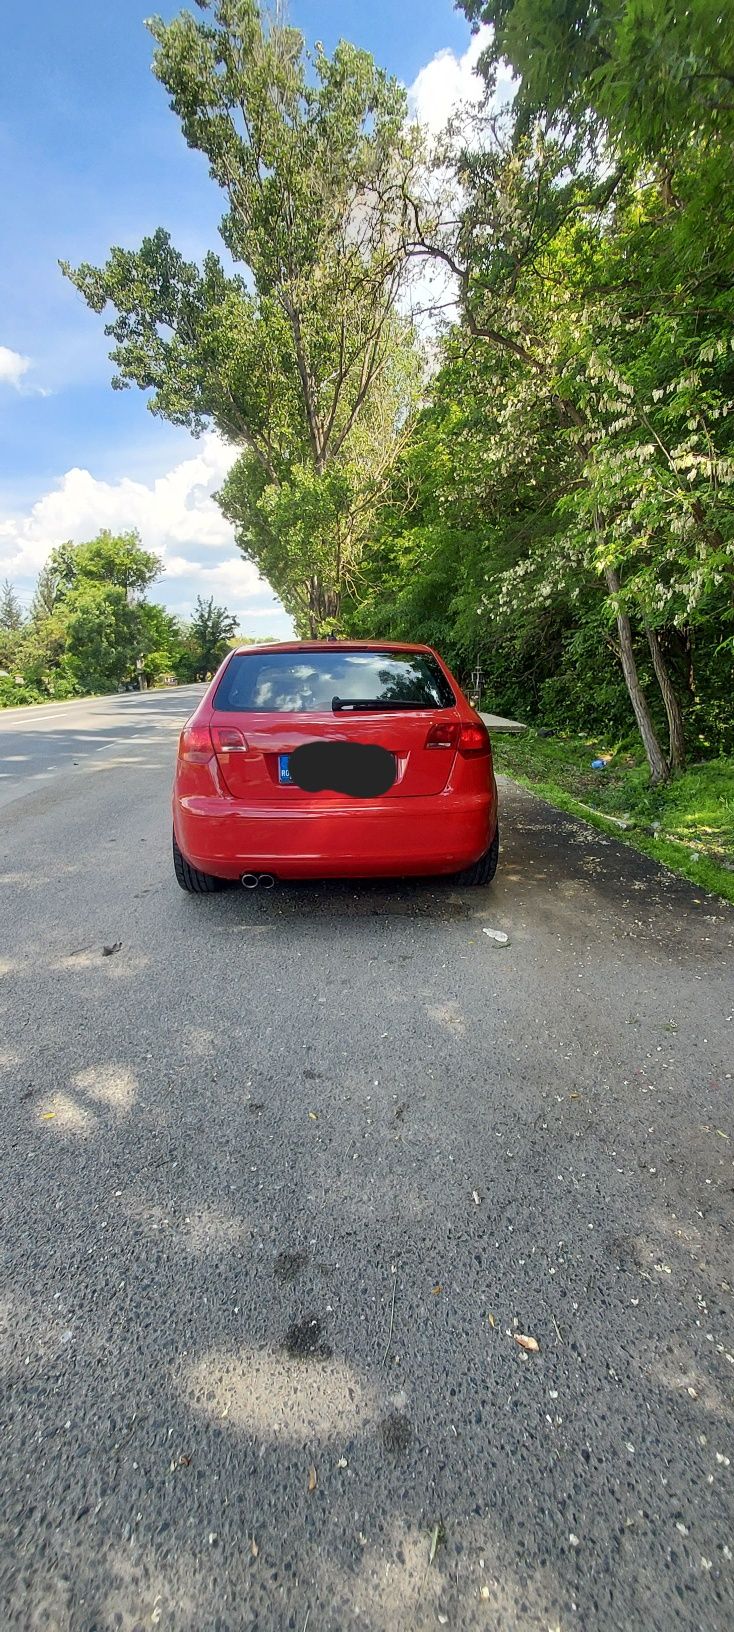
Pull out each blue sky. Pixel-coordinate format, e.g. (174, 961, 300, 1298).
(0, 0, 484, 635)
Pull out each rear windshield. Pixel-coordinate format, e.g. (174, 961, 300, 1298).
(213, 649, 455, 713)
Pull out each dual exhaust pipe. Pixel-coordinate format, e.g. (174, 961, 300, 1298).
(241, 872, 275, 890)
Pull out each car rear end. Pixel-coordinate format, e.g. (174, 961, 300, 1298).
(173, 643, 498, 882)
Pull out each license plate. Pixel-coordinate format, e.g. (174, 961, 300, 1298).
(278, 754, 293, 785)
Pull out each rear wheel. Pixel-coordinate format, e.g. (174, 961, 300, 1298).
(173, 831, 227, 894)
(454, 824, 499, 887)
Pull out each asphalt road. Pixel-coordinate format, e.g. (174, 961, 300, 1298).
(0, 685, 205, 812)
(1, 689, 733, 1632)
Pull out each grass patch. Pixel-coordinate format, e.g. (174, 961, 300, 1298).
(493, 729, 734, 907)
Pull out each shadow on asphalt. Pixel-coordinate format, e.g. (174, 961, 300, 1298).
(2, 781, 733, 1630)
(174, 781, 731, 951)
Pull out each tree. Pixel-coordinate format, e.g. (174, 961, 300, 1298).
(31, 555, 68, 621)
(346, 324, 634, 728)
(14, 613, 75, 697)
(182, 596, 239, 680)
(401, 55, 734, 781)
(0, 579, 26, 675)
(458, 0, 734, 156)
(0, 579, 24, 631)
(51, 532, 164, 693)
(62, 584, 149, 693)
(402, 133, 668, 778)
(139, 602, 187, 685)
(62, 0, 424, 633)
(45, 530, 161, 599)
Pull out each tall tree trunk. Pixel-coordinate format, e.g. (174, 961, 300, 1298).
(307, 575, 340, 635)
(604, 567, 669, 784)
(645, 626, 686, 771)
(307, 576, 320, 637)
(674, 625, 697, 698)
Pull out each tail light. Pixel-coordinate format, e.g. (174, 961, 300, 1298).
(425, 721, 460, 749)
(458, 721, 491, 757)
(211, 726, 249, 755)
(179, 721, 214, 764)
(425, 719, 490, 756)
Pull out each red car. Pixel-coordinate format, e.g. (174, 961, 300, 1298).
(172, 641, 499, 892)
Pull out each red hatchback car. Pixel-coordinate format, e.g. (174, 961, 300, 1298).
(172, 641, 499, 891)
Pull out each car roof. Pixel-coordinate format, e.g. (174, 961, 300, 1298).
(232, 640, 436, 655)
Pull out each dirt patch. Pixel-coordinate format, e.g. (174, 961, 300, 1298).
(378, 1412, 412, 1455)
(274, 1249, 308, 1284)
(609, 1234, 646, 1274)
(283, 1316, 332, 1360)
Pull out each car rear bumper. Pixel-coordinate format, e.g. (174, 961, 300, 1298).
(174, 786, 497, 880)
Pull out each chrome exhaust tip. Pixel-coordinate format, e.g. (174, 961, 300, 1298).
(241, 872, 276, 890)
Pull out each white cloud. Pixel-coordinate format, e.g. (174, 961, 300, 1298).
(409, 29, 488, 134)
(0, 344, 52, 397)
(0, 434, 239, 580)
(161, 556, 286, 624)
(0, 432, 293, 635)
(0, 346, 31, 391)
(408, 26, 516, 137)
(403, 29, 517, 335)
(162, 553, 268, 600)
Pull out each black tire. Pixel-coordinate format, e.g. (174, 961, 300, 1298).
(454, 824, 499, 887)
(173, 831, 227, 894)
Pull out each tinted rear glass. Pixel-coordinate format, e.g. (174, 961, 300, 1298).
(213, 649, 455, 713)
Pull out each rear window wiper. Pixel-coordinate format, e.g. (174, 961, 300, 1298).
(331, 696, 434, 712)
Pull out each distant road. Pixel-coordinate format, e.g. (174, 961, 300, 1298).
(0, 685, 204, 811)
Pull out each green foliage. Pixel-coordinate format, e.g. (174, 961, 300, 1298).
(14, 611, 69, 689)
(0, 533, 242, 705)
(57, 530, 162, 595)
(32, 556, 68, 621)
(0, 579, 24, 632)
(138, 602, 187, 685)
(351, 28, 734, 776)
(61, 583, 147, 693)
(0, 676, 46, 707)
(458, 0, 734, 156)
(27, 532, 166, 693)
(61, 0, 424, 631)
(494, 730, 734, 903)
(180, 595, 239, 680)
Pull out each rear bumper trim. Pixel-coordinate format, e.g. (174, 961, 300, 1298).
(174, 788, 496, 880)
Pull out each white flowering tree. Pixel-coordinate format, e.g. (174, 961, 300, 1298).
(399, 94, 734, 780)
